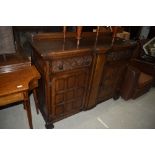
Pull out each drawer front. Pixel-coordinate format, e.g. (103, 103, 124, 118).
(106, 48, 133, 62)
(50, 55, 92, 73)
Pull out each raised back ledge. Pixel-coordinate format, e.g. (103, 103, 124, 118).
(33, 32, 75, 40)
(31, 33, 137, 58)
(32, 32, 113, 41)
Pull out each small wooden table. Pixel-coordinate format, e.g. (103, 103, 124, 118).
(0, 65, 40, 129)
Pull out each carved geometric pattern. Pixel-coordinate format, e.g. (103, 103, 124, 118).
(51, 55, 92, 72)
(98, 66, 117, 98)
(54, 71, 88, 117)
(107, 50, 132, 62)
(98, 63, 126, 100)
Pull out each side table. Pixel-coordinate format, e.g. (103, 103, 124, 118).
(0, 65, 40, 129)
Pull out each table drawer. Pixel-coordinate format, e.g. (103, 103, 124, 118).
(50, 55, 92, 73)
(0, 92, 24, 106)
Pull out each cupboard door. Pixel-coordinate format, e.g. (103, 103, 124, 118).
(98, 65, 117, 100)
(97, 63, 126, 102)
(51, 69, 89, 119)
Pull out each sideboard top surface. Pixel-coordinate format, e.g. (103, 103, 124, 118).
(31, 32, 137, 57)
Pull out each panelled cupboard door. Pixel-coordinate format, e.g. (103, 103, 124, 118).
(97, 63, 126, 102)
(50, 69, 89, 119)
(98, 65, 117, 100)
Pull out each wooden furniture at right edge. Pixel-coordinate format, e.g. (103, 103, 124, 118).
(31, 32, 137, 128)
(87, 44, 137, 109)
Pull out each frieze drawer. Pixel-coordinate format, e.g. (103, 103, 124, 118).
(50, 55, 92, 73)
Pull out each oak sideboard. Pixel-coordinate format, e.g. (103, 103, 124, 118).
(31, 32, 137, 128)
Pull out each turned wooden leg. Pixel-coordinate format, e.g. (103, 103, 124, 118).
(33, 88, 39, 114)
(24, 92, 33, 129)
(23, 103, 26, 110)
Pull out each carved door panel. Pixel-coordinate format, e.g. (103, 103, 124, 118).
(98, 65, 117, 100)
(50, 69, 89, 119)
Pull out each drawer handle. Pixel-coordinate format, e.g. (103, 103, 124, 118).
(85, 61, 90, 65)
(58, 64, 63, 70)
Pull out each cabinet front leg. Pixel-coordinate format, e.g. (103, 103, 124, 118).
(45, 121, 54, 129)
(113, 91, 120, 100)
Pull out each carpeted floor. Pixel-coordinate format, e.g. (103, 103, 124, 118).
(0, 88, 155, 129)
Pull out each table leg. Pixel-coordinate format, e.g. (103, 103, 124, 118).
(23, 103, 26, 110)
(33, 88, 39, 114)
(24, 92, 33, 129)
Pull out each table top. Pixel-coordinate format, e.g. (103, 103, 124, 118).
(0, 53, 31, 74)
(0, 53, 30, 67)
(0, 65, 40, 97)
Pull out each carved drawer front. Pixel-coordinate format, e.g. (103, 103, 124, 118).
(106, 49, 132, 62)
(51, 70, 89, 118)
(50, 55, 92, 73)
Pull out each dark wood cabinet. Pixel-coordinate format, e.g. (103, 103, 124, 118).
(97, 46, 135, 103)
(31, 32, 137, 128)
(31, 34, 94, 128)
